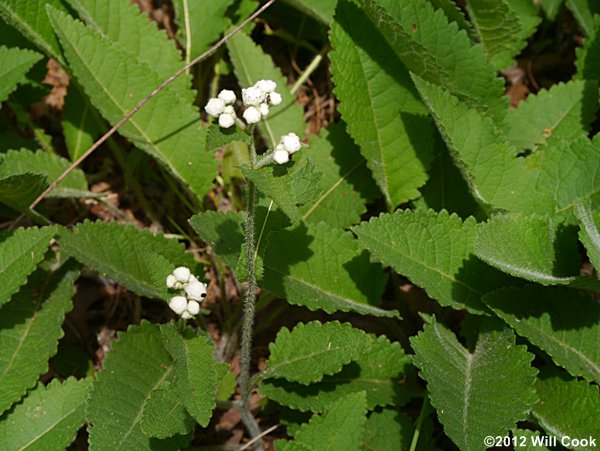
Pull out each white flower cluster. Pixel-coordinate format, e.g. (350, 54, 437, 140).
(165, 266, 207, 319)
(272, 133, 302, 164)
(203, 80, 282, 128)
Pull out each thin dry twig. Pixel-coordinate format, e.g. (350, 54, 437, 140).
(28, 0, 277, 211)
(239, 424, 280, 451)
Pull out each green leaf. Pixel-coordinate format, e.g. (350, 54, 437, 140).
(285, 0, 337, 24)
(58, 220, 196, 300)
(483, 286, 600, 384)
(0, 46, 42, 103)
(189, 211, 244, 270)
(474, 214, 581, 285)
(0, 173, 47, 213)
(87, 322, 180, 451)
(506, 80, 597, 153)
(0, 0, 68, 61)
(410, 317, 538, 451)
(62, 82, 102, 161)
(575, 16, 600, 79)
(47, 7, 217, 199)
(532, 368, 600, 447)
(574, 199, 600, 270)
(363, 409, 414, 451)
(227, 31, 305, 147)
(0, 262, 79, 415)
(541, 0, 564, 21)
(260, 335, 415, 413)
(161, 326, 219, 427)
(296, 123, 377, 228)
(0, 377, 90, 450)
(429, 0, 474, 37)
(357, 0, 506, 120)
(140, 381, 194, 440)
(566, 0, 600, 36)
(353, 209, 513, 313)
(172, 0, 235, 59)
(330, 0, 432, 208)
(264, 321, 372, 384)
(0, 149, 88, 197)
(276, 392, 368, 451)
(261, 222, 393, 317)
(0, 226, 57, 307)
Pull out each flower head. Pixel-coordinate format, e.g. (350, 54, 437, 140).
(204, 98, 225, 118)
(256, 79, 277, 93)
(165, 266, 207, 319)
(218, 89, 236, 104)
(243, 106, 262, 124)
(273, 147, 290, 164)
(242, 86, 266, 106)
(281, 133, 301, 154)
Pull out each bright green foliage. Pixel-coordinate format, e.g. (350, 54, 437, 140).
(330, 0, 433, 208)
(0, 226, 57, 307)
(161, 326, 219, 427)
(0, 46, 42, 103)
(0, 173, 47, 212)
(429, 0, 474, 36)
(575, 199, 600, 270)
(227, 32, 305, 147)
(506, 81, 597, 152)
(567, 0, 600, 36)
(189, 211, 244, 269)
(0, 0, 68, 61)
(276, 392, 368, 451)
(0, 149, 88, 197)
(62, 83, 102, 161)
(483, 286, 600, 384)
(411, 317, 538, 451)
(261, 222, 393, 317)
(0, 263, 78, 415)
(140, 381, 195, 439)
(0, 377, 90, 450)
(47, 8, 216, 200)
(296, 124, 377, 228)
(575, 16, 600, 80)
(264, 321, 372, 384)
(541, 0, 564, 21)
(206, 125, 251, 151)
(59, 220, 195, 300)
(475, 214, 580, 285)
(87, 322, 180, 451)
(286, 0, 337, 24)
(532, 368, 600, 445)
(260, 335, 414, 412)
(357, 0, 506, 119)
(172, 0, 235, 59)
(353, 209, 513, 313)
(363, 409, 414, 451)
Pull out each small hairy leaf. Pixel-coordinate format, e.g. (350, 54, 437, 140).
(62, 82, 102, 161)
(0, 262, 79, 415)
(276, 392, 368, 451)
(59, 220, 195, 300)
(261, 222, 393, 317)
(330, 0, 433, 208)
(261, 335, 415, 412)
(87, 322, 178, 451)
(189, 211, 244, 270)
(161, 326, 219, 427)
(227, 31, 305, 147)
(0, 377, 90, 450)
(0, 173, 47, 212)
(140, 381, 195, 439)
(483, 286, 600, 384)
(363, 409, 414, 451)
(47, 7, 216, 199)
(532, 368, 600, 445)
(429, 0, 474, 36)
(264, 321, 372, 384)
(0, 226, 57, 307)
(475, 214, 581, 285)
(353, 209, 513, 313)
(575, 199, 600, 270)
(410, 317, 538, 451)
(0, 45, 42, 103)
(0, 149, 88, 197)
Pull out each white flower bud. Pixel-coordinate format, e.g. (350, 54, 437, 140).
(242, 86, 266, 106)
(204, 98, 225, 117)
(173, 266, 191, 283)
(169, 296, 188, 315)
(243, 106, 262, 124)
(218, 89, 236, 104)
(258, 102, 270, 117)
(181, 310, 192, 320)
(187, 300, 201, 315)
(166, 274, 177, 289)
(281, 133, 301, 153)
(218, 113, 235, 128)
(273, 148, 290, 164)
(185, 280, 207, 301)
(268, 91, 282, 106)
(256, 79, 277, 93)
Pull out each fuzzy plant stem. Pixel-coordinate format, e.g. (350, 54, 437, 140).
(238, 127, 264, 448)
